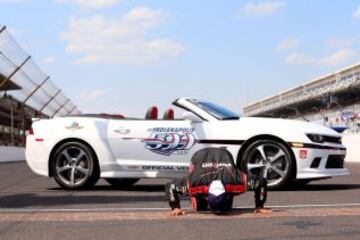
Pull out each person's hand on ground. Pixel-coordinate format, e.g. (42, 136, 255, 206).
(254, 208, 272, 214)
(170, 208, 186, 216)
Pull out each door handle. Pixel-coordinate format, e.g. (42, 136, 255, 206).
(114, 128, 130, 134)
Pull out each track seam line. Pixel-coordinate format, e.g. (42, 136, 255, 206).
(1, 203, 360, 213)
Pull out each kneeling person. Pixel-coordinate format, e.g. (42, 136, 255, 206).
(165, 148, 271, 216)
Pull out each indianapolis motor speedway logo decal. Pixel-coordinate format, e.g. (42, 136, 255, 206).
(65, 122, 84, 131)
(123, 127, 197, 156)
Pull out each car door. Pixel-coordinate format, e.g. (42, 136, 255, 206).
(107, 119, 210, 175)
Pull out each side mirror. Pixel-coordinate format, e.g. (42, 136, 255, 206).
(182, 111, 203, 123)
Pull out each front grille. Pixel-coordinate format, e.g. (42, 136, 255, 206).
(323, 136, 342, 144)
(325, 155, 345, 168)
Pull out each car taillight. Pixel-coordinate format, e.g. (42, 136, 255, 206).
(28, 128, 34, 135)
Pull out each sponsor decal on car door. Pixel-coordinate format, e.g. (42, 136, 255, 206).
(124, 127, 197, 156)
(108, 120, 207, 172)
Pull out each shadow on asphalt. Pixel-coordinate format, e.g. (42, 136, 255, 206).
(0, 193, 165, 208)
(273, 183, 360, 192)
(48, 184, 165, 192)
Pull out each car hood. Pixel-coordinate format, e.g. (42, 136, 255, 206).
(237, 117, 340, 137)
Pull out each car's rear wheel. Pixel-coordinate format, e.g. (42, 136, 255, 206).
(51, 142, 99, 189)
(241, 140, 294, 189)
(104, 178, 139, 188)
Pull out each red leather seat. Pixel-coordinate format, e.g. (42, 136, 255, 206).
(163, 108, 174, 120)
(145, 106, 158, 120)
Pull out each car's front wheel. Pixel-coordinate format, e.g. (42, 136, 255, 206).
(241, 140, 294, 189)
(104, 178, 139, 188)
(51, 142, 100, 189)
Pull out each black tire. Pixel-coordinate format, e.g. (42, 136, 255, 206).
(51, 141, 100, 189)
(241, 140, 294, 189)
(104, 178, 139, 188)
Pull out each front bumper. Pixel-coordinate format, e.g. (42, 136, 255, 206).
(292, 145, 349, 179)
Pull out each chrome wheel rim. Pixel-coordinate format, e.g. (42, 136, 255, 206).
(247, 143, 290, 186)
(55, 146, 91, 187)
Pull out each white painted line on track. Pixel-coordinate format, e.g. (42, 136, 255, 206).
(242, 203, 360, 209)
(1, 203, 360, 213)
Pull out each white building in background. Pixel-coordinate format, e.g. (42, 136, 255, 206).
(242, 62, 360, 134)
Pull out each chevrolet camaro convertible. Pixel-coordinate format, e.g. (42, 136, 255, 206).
(26, 98, 348, 189)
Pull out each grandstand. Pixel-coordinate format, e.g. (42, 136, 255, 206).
(242, 62, 360, 134)
(0, 25, 80, 149)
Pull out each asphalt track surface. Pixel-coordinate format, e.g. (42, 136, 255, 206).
(1, 161, 360, 239)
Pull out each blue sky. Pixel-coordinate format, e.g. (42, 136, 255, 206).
(1, 0, 360, 116)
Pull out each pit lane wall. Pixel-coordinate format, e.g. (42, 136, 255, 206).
(343, 134, 360, 163)
(0, 146, 25, 163)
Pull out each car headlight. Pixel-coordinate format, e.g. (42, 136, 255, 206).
(306, 134, 325, 143)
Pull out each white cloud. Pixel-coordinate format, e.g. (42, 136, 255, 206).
(286, 52, 315, 65)
(42, 56, 55, 64)
(325, 37, 357, 48)
(56, 0, 119, 9)
(60, 7, 184, 64)
(277, 37, 300, 51)
(353, 5, 360, 18)
(286, 48, 356, 66)
(243, 1, 284, 17)
(318, 48, 356, 66)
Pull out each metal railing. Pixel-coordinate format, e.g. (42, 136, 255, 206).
(0, 25, 80, 146)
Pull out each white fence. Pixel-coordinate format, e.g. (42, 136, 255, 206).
(0, 146, 25, 162)
(343, 134, 360, 163)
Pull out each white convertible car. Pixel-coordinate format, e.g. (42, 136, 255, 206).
(26, 98, 348, 189)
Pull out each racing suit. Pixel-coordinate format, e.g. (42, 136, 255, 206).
(166, 173, 267, 210)
(165, 148, 268, 210)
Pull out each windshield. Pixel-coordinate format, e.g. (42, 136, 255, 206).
(188, 99, 240, 120)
